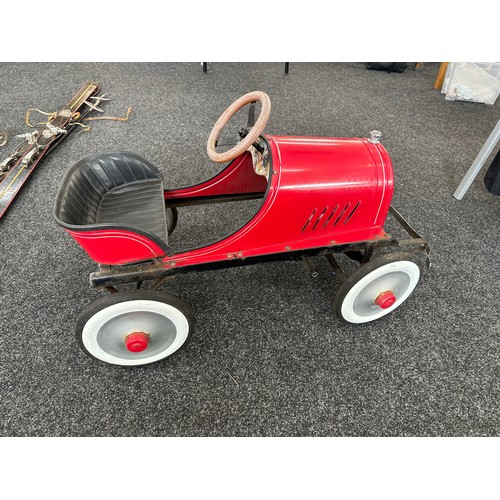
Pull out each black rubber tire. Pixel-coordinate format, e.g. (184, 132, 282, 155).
(333, 252, 423, 324)
(166, 206, 178, 236)
(76, 289, 194, 366)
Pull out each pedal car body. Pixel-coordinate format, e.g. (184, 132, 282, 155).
(57, 135, 393, 266)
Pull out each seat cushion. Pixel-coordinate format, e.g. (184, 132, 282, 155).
(97, 179, 168, 243)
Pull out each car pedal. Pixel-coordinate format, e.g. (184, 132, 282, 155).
(325, 253, 348, 282)
(302, 256, 319, 278)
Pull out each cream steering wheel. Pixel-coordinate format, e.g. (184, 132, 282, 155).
(206, 91, 271, 164)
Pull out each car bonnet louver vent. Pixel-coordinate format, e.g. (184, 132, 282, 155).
(301, 202, 361, 232)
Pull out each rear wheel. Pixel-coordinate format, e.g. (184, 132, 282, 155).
(333, 252, 422, 324)
(76, 290, 193, 366)
(166, 206, 178, 235)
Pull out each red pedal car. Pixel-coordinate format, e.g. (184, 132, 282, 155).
(53, 91, 430, 366)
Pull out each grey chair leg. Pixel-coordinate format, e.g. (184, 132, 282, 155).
(454, 118, 500, 199)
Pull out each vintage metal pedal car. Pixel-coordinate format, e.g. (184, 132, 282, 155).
(53, 91, 430, 366)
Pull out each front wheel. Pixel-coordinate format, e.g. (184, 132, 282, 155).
(76, 290, 194, 366)
(333, 252, 422, 324)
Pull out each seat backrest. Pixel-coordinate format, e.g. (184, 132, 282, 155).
(53, 152, 169, 243)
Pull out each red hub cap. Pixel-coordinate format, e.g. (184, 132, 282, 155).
(125, 332, 150, 353)
(375, 291, 396, 309)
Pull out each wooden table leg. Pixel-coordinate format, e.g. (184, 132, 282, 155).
(434, 62, 449, 90)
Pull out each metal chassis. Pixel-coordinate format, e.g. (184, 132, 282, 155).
(89, 205, 431, 293)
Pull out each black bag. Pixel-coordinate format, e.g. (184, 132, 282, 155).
(484, 148, 500, 196)
(366, 62, 407, 73)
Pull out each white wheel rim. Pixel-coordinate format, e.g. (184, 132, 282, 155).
(341, 260, 420, 323)
(81, 300, 190, 366)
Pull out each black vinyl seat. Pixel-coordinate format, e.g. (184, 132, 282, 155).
(53, 152, 169, 246)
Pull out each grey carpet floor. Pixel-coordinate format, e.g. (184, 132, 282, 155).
(0, 62, 499, 436)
